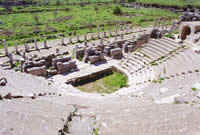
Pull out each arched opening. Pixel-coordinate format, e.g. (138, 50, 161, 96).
(181, 25, 191, 40)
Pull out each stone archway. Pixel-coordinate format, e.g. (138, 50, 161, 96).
(181, 25, 191, 40)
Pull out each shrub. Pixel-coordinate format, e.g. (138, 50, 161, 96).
(113, 6, 122, 15)
(128, 0, 136, 2)
(192, 88, 197, 91)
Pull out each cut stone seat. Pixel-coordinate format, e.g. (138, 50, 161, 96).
(131, 54, 152, 64)
(128, 59, 139, 66)
(130, 66, 146, 75)
(123, 62, 136, 69)
(145, 43, 170, 55)
(163, 59, 184, 76)
(154, 39, 178, 50)
(149, 40, 174, 52)
(162, 37, 179, 44)
(126, 62, 138, 70)
(139, 51, 158, 61)
(121, 64, 130, 71)
(142, 46, 164, 57)
(144, 72, 200, 99)
(159, 53, 199, 77)
(129, 57, 146, 66)
(185, 51, 200, 66)
(134, 52, 144, 57)
(134, 52, 153, 61)
(159, 38, 180, 48)
(141, 48, 162, 60)
(178, 53, 200, 70)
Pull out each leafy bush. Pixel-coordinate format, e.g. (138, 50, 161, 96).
(113, 6, 122, 15)
(128, 0, 136, 2)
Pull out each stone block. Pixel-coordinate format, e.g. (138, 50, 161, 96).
(88, 55, 100, 64)
(57, 61, 77, 74)
(52, 56, 72, 69)
(26, 66, 47, 77)
(110, 48, 122, 59)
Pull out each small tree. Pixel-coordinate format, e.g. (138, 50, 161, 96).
(2, 0, 12, 12)
(53, 10, 58, 23)
(113, 6, 122, 15)
(56, 0, 61, 5)
(33, 15, 39, 25)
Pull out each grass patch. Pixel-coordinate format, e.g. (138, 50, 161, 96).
(192, 87, 197, 91)
(77, 72, 127, 94)
(0, 4, 178, 47)
(135, 0, 200, 7)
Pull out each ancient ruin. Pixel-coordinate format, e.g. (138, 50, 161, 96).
(1, 1, 200, 135)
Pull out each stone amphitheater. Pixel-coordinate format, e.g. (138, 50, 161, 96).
(1, 16, 200, 135)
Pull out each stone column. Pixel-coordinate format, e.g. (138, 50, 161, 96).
(83, 48, 88, 62)
(130, 25, 134, 33)
(34, 39, 39, 51)
(109, 30, 112, 37)
(44, 39, 48, 49)
(74, 45, 78, 59)
(97, 32, 101, 39)
(77, 35, 80, 42)
(120, 25, 123, 33)
(84, 34, 87, 41)
(100, 38, 104, 45)
(3, 39, 8, 56)
(91, 34, 95, 40)
(125, 25, 129, 34)
(21, 60, 25, 72)
(14, 42, 19, 55)
(102, 25, 105, 31)
(22, 52, 26, 59)
(97, 25, 100, 32)
(120, 33, 124, 40)
(115, 35, 118, 41)
(122, 43, 126, 54)
(69, 36, 72, 44)
(24, 43, 29, 52)
(84, 41, 87, 46)
(103, 32, 106, 38)
(61, 37, 65, 45)
(8, 53, 14, 68)
(115, 28, 118, 37)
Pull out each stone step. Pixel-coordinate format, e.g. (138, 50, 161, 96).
(163, 37, 179, 44)
(121, 64, 130, 71)
(154, 39, 178, 50)
(146, 42, 170, 55)
(149, 40, 174, 52)
(132, 56, 151, 65)
(132, 54, 152, 63)
(159, 38, 180, 48)
(129, 57, 146, 66)
(141, 47, 162, 60)
(134, 52, 153, 61)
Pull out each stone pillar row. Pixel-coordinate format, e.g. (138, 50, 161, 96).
(1, 24, 133, 56)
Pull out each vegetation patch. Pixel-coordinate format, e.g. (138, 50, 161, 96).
(0, 4, 178, 46)
(135, 0, 200, 7)
(77, 71, 127, 94)
(192, 87, 197, 91)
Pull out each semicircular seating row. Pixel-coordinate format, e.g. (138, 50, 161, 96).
(119, 37, 200, 85)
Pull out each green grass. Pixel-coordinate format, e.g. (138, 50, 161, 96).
(192, 87, 197, 91)
(0, 4, 178, 47)
(77, 72, 127, 94)
(135, 0, 200, 7)
(103, 72, 127, 90)
(0, 0, 114, 6)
